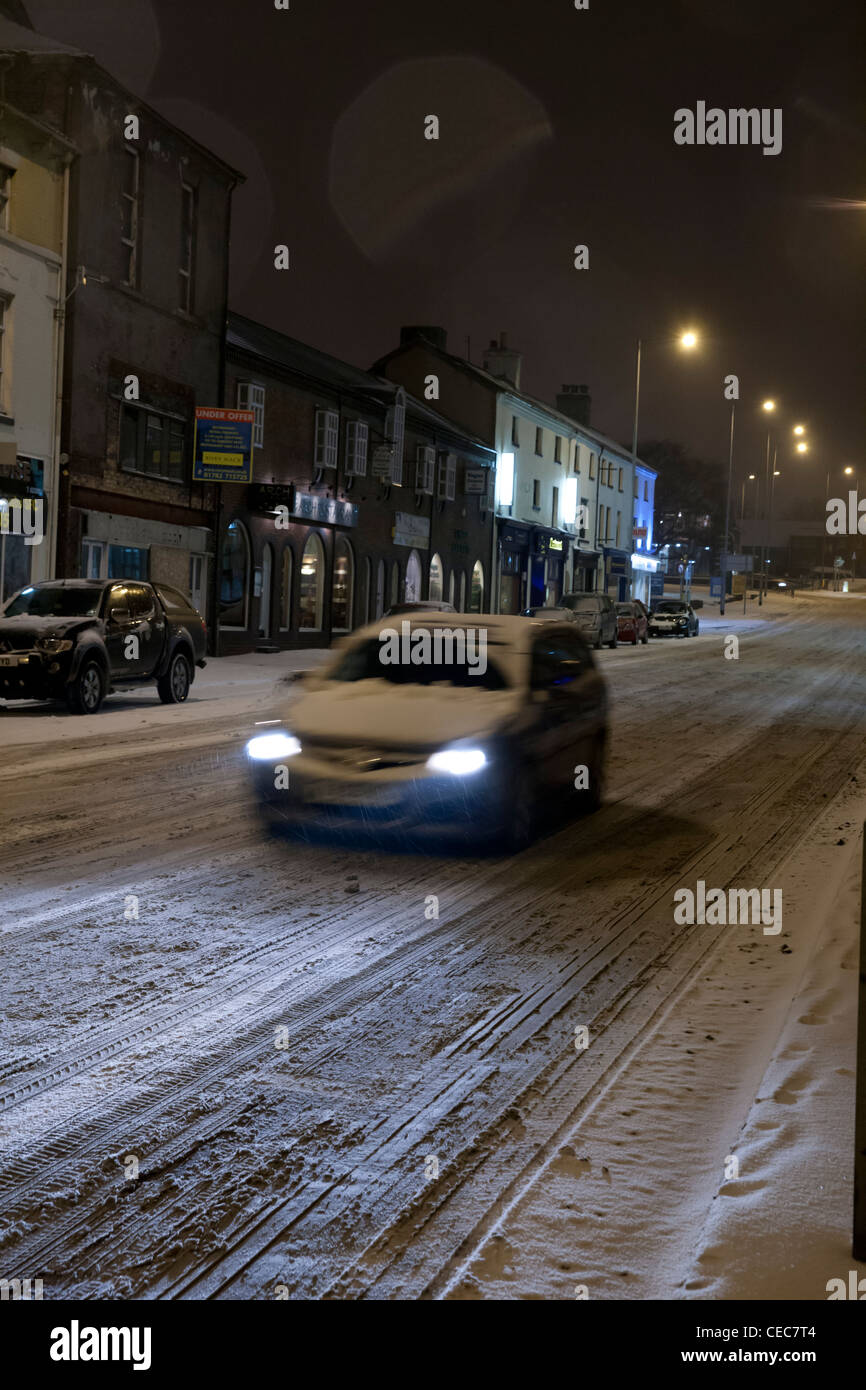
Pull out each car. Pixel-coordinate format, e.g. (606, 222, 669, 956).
(558, 592, 618, 648)
(382, 600, 457, 617)
(0, 578, 207, 713)
(246, 613, 608, 853)
(520, 605, 580, 622)
(615, 600, 649, 645)
(648, 598, 700, 638)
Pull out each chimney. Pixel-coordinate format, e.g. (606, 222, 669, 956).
(555, 384, 591, 427)
(482, 331, 522, 389)
(399, 325, 448, 351)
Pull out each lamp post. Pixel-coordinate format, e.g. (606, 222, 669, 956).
(720, 398, 736, 616)
(758, 400, 776, 605)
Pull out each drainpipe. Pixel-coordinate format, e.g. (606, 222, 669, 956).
(49, 156, 72, 580)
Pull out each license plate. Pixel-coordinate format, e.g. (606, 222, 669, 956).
(304, 779, 400, 807)
(0, 655, 21, 666)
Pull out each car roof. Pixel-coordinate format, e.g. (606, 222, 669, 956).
(31, 579, 109, 588)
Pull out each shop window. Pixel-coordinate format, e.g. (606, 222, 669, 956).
(469, 560, 484, 613)
(220, 520, 250, 629)
(331, 537, 354, 630)
(429, 552, 443, 602)
(390, 560, 400, 607)
(108, 545, 148, 580)
(299, 533, 325, 629)
(404, 549, 422, 603)
(81, 539, 106, 579)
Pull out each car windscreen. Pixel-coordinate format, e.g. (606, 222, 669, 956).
(566, 597, 599, 612)
(328, 635, 509, 689)
(155, 583, 195, 614)
(653, 602, 686, 613)
(615, 603, 633, 614)
(3, 586, 102, 618)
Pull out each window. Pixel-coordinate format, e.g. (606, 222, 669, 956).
(345, 419, 368, 476)
(532, 479, 541, 509)
(437, 452, 456, 502)
(530, 632, 587, 690)
(0, 295, 9, 414)
(155, 583, 193, 614)
(554, 435, 562, 464)
(387, 394, 405, 485)
(299, 533, 325, 629)
(119, 404, 187, 483)
(416, 445, 435, 494)
(589, 453, 596, 481)
(390, 561, 400, 606)
(189, 554, 205, 613)
(511, 415, 520, 447)
(121, 148, 139, 287)
(0, 164, 13, 231)
(404, 549, 422, 603)
(615, 512, 621, 547)
(81, 539, 105, 579)
(109, 545, 148, 580)
(331, 537, 354, 630)
(280, 546, 293, 628)
(237, 382, 265, 448)
(178, 181, 196, 312)
(220, 520, 250, 628)
(535, 426, 544, 456)
(551, 485, 559, 529)
(314, 408, 339, 470)
(618, 468, 624, 492)
(126, 582, 155, 618)
(644, 480, 649, 501)
(429, 552, 443, 602)
(469, 560, 484, 613)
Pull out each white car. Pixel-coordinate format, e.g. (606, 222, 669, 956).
(246, 613, 609, 852)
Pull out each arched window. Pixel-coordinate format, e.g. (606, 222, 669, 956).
(219, 520, 250, 629)
(375, 559, 385, 618)
(390, 561, 400, 607)
(469, 560, 484, 613)
(299, 533, 325, 630)
(428, 552, 443, 603)
(279, 545, 293, 629)
(331, 537, 354, 630)
(260, 542, 273, 637)
(404, 549, 422, 603)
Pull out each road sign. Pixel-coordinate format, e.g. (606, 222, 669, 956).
(721, 553, 752, 572)
(193, 408, 254, 483)
(710, 576, 723, 597)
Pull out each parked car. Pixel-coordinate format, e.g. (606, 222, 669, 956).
(648, 598, 700, 638)
(521, 606, 579, 622)
(382, 600, 457, 617)
(616, 600, 649, 645)
(246, 613, 608, 852)
(558, 592, 618, 648)
(0, 579, 207, 713)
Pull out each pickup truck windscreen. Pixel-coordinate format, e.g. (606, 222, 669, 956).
(4, 587, 102, 618)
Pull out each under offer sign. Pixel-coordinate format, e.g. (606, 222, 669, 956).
(193, 407, 254, 483)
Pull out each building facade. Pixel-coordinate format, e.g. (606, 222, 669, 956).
(219, 314, 495, 653)
(0, 14, 242, 616)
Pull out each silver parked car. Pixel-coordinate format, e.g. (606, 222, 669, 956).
(558, 592, 618, 649)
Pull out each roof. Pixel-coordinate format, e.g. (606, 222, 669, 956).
(351, 611, 577, 652)
(228, 313, 495, 458)
(373, 330, 653, 471)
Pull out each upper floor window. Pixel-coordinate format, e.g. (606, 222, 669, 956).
(416, 444, 435, 495)
(618, 467, 624, 492)
(386, 393, 405, 485)
(314, 408, 339, 469)
(511, 415, 520, 447)
(589, 453, 596, 480)
(345, 419, 368, 476)
(532, 479, 541, 509)
(535, 426, 544, 456)
(237, 382, 265, 448)
(644, 480, 649, 501)
(178, 181, 197, 312)
(437, 451, 456, 502)
(0, 295, 9, 414)
(121, 149, 140, 287)
(119, 402, 187, 483)
(0, 164, 14, 231)
(554, 435, 562, 464)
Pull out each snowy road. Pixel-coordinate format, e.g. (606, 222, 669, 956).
(1, 593, 864, 1300)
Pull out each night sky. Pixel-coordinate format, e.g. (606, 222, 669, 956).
(27, 0, 865, 503)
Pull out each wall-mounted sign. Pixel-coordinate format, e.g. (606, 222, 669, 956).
(372, 445, 393, 478)
(193, 408, 254, 483)
(393, 511, 430, 549)
(464, 469, 486, 494)
(293, 491, 358, 527)
(548, 538, 563, 551)
(633, 526, 647, 539)
(249, 483, 295, 512)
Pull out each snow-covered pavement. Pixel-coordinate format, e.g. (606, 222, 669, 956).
(0, 591, 864, 1300)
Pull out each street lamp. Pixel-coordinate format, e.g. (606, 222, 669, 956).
(630, 329, 699, 466)
(796, 441, 808, 453)
(793, 424, 805, 436)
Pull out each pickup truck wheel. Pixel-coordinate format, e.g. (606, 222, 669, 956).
(158, 650, 191, 704)
(67, 659, 105, 715)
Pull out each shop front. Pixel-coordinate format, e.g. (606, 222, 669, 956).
(568, 546, 601, 596)
(603, 546, 632, 601)
(630, 551, 663, 607)
(497, 521, 531, 614)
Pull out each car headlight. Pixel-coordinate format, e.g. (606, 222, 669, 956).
(246, 731, 302, 760)
(36, 636, 73, 653)
(426, 747, 487, 776)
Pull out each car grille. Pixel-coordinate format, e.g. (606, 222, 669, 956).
(302, 741, 427, 772)
(0, 633, 38, 652)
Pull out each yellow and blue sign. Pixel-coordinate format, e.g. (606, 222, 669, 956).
(193, 408, 254, 483)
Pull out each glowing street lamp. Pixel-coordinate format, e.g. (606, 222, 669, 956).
(793, 424, 805, 436)
(680, 330, 699, 350)
(796, 441, 808, 454)
(762, 399, 776, 412)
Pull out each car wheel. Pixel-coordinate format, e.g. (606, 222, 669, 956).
(158, 650, 192, 704)
(593, 634, 603, 650)
(641, 633, 649, 644)
(608, 633, 618, 648)
(66, 659, 105, 715)
(501, 762, 536, 854)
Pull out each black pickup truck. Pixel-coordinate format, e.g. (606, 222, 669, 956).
(0, 579, 207, 714)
